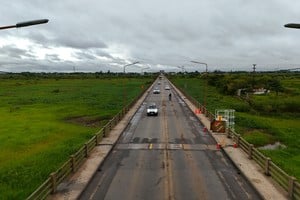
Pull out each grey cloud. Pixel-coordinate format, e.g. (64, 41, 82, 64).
(1, 0, 300, 72)
(45, 54, 61, 62)
(92, 49, 113, 59)
(73, 49, 116, 61)
(0, 45, 36, 59)
(73, 51, 97, 60)
(54, 36, 107, 49)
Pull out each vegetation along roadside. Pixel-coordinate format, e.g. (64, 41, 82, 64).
(169, 72, 300, 181)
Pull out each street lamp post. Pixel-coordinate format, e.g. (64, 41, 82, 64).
(191, 61, 208, 113)
(122, 61, 139, 109)
(123, 61, 139, 73)
(191, 61, 208, 73)
(177, 66, 188, 89)
(0, 19, 49, 30)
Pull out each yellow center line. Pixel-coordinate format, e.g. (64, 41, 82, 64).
(149, 143, 153, 149)
(161, 84, 175, 200)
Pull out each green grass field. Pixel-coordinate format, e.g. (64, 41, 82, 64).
(170, 75, 300, 180)
(0, 76, 152, 199)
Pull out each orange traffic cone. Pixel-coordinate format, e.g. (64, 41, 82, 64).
(194, 109, 201, 114)
(233, 142, 238, 148)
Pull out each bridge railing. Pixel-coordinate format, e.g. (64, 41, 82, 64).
(174, 83, 299, 200)
(26, 82, 152, 200)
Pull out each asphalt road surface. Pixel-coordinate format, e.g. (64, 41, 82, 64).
(80, 78, 261, 200)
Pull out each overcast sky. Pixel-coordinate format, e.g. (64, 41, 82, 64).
(0, 0, 299, 73)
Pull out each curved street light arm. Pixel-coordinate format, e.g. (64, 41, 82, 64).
(123, 61, 140, 73)
(16, 19, 49, 28)
(190, 61, 208, 73)
(284, 23, 300, 29)
(0, 19, 49, 30)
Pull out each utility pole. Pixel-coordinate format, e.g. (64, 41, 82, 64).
(252, 64, 256, 90)
(252, 64, 256, 73)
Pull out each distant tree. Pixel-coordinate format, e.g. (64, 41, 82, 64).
(267, 79, 284, 95)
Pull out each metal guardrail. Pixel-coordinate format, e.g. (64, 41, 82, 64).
(27, 82, 152, 200)
(175, 83, 299, 200)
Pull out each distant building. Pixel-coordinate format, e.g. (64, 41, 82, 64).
(237, 88, 270, 96)
(252, 88, 270, 95)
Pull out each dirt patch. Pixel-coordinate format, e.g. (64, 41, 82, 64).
(66, 116, 111, 128)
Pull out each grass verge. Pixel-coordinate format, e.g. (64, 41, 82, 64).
(0, 76, 152, 199)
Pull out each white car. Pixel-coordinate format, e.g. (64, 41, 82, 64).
(147, 103, 158, 116)
(165, 85, 170, 90)
(153, 87, 160, 94)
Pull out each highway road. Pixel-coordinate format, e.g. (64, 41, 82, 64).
(80, 78, 261, 200)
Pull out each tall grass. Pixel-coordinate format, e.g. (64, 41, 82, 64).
(0, 77, 152, 199)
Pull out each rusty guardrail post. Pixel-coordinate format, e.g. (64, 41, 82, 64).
(116, 114, 119, 122)
(226, 128, 231, 138)
(50, 172, 57, 193)
(95, 133, 99, 145)
(85, 143, 89, 157)
(236, 134, 241, 147)
(248, 144, 254, 159)
(70, 155, 76, 173)
(288, 176, 296, 199)
(103, 126, 106, 137)
(265, 157, 271, 176)
(109, 120, 112, 130)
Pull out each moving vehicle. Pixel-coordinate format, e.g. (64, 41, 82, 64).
(165, 85, 170, 90)
(147, 103, 158, 116)
(153, 87, 160, 94)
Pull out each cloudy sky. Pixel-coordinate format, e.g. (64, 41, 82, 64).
(0, 0, 299, 73)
